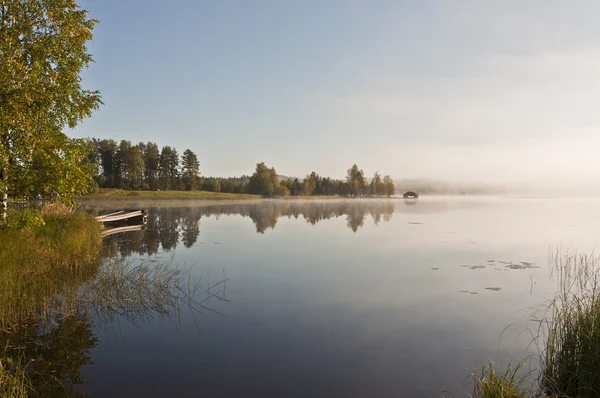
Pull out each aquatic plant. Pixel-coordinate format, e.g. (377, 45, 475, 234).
(472, 361, 530, 398)
(0, 205, 227, 395)
(472, 250, 600, 398)
(0, 251, 227, 395)
(0, 353, 33, 398)
(539, 250, 600, 398)
(0, 209, 102, 330)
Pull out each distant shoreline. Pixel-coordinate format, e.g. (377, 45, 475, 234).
(77, 190, 600, 204)
(77, 189, 365, 202)
(78, 189, 395, 202)
(78, 189, 260, 201)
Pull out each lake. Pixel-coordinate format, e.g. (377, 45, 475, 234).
(78, 197, 600, 397)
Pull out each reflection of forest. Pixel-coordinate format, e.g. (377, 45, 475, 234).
(1, 314, 97, 396)
(103, 201, 396, 256)
(0, 255, 225, 396)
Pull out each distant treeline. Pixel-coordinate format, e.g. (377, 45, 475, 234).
(85, 138, 396, 198)
(86, 138, 207, 192)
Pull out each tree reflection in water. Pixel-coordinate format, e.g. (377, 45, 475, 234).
(103, 200, 396, 256)
(0, 249, 227, 396)
(1, 314, 97, 397)
(0, 201, 392, 394)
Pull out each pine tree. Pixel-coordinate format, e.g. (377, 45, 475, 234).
(181, 149, 200, 191)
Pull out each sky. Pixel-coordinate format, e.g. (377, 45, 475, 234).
(72, 1, 600, 191)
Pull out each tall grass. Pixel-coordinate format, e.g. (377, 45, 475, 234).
(0, 206, 102, 330)
(472, 250, 600, 398)
(0, 210, 227, 396)
(79, 253, 228, 327)
(540, 251, 600, 398)
(0, 205, 101, 271)
(0, 354, 33, 398)
(0, 254, 227, 396)
(0, 206, 102, 396)
(472, 361, 530, 398)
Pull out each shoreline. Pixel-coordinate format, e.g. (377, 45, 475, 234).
(78, 189, 394, 202)
(77, 189, 600, 204)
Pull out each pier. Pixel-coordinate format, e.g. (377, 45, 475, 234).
(95, 210, 147, 225)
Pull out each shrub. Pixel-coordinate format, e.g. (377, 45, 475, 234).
(2, 208, 44, 230)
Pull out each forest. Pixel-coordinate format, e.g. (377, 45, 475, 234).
(86, 138, 396, 198)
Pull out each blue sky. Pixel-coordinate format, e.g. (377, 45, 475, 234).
(72, 1, 600, 188)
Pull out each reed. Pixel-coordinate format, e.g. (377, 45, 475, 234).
(472, 361, 530, 398)
(473, 250, 600, 398)
(540, 250, 600, 398)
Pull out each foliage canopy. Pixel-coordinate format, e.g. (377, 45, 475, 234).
(0, 0, 102, 204)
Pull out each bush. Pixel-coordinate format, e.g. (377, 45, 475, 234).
(275, 185, 290, 197)
(2, 208, 44, 230)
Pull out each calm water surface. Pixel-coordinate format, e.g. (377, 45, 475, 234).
(80, 197, 600, 397)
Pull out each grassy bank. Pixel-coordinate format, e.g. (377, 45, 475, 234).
(0, 207, 226, 395)
(0, 206, 102, 396)
(78, 189, 384, 201)
(0, 206, 102, 327)
(79, 188, 260, 200)
(473, 251, 600, 398)
(0, 205, 101, 273)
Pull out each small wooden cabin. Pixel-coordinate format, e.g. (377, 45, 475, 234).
(403, 191, 419, 199)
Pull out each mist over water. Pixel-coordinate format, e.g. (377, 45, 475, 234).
(391, 179, 600, 198)
(76, 197, 600, 397)
(7, 0, 600, 395)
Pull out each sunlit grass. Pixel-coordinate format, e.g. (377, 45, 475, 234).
(472, 361, 530, 398)
(0, 207, 102, 330)
(79, 188, 260, 200)
(0, 353, 33, 398)
(0, 205, 101, 270)
(0, 206, 103, 396)
(78, 188, 364, 201)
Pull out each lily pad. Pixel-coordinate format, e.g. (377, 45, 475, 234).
(506, 263, 539, 270)
(462, 265, 486, 270)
